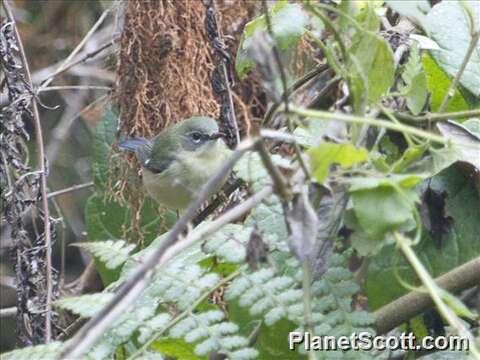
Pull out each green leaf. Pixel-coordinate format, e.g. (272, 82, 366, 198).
(422, 54, 469, 112)
(347, 175, 422, 252)
(351, 185, 417, 239)
(424, 1, 480, 96)
(401, 44, 428, 115)
(385, 0, 430, 28)
(235, 1, 309, 78)
(151, 338, 205, 360)
(366, 165, 480, 309)
(349, 28, 395, 105)
(308, 143, 368, 183)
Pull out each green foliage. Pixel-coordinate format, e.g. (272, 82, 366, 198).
(424, 1, 480, 96)
(85, 109, 175, 284)
(13, 2, 480, 359)
(0, 342, 64, 360)
(169, 310, 257, 359)
(308, 143, 368, 183)
(400, 44, 428, 115)
(422, 54, 469, 112)
(55, 293, 114, 318)
(366, 165, 480, 309)
(72, 240, 135, 269)
(346, 175, 423, 256)
(236, 1, 310, 78)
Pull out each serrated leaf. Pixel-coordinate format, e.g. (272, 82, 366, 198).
(308, 143, 368, 183)
(72, 240, 135, 269)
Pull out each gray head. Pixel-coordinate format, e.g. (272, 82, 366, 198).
(174, 116, 222, 152)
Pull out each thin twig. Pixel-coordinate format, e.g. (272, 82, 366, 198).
(39, 7, 113, 89)
(395, 109, 480, 122)
(47, 182, 94, 199)
(291, 105, 448, 144)
(2, 0, 54, 343)
(0, 307, 17, 317)
(59, 139, 256, 359)
(39, 85, 112, 93)
(438, 30, 480, 113)
(255, 141, 290, 201)
(38, 39, 117, 88)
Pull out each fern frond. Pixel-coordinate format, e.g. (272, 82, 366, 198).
(0, 342, 63, 360)
(55, 293, 114, 318)
(226, 268, 303, 325)
(73, 240, 135, 269)
(170, 310, 258, 359)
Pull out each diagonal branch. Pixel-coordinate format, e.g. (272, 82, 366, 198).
(58, 139, 256, 359)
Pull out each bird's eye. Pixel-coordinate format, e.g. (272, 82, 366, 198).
(191, 132, 203, 143)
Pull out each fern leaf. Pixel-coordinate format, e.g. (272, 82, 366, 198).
(55, 293, 114, 318)
(0, 342, 63, 360)
(73, 240, 135, 269)
(169, 310, 258, 358)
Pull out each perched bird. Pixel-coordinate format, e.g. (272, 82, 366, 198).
(118, 116, 232, 211)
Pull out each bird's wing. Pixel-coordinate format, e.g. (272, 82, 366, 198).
(144, 156, 174, 174)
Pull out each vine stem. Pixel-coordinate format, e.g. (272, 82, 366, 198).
(394, 232, 480, 359)
(437, 26, 480, 113)
(2, 0, 53, 343)
(290, 105, 448, 144)
(395, 109, 480, 122)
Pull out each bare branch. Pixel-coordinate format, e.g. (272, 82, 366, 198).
(47, 182, 94, 199)
(375, 252, 480, 335)
(2, 0, 54, 342)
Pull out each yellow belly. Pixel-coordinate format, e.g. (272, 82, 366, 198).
(142, 141, 231, 210)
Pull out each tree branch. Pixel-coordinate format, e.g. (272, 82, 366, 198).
(375, 255, 480, 335)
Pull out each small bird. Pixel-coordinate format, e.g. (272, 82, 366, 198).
(118, 116, 232, 211)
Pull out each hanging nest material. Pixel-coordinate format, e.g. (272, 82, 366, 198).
(115, 0, 260, 138)
(111, 0, 261, 241)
